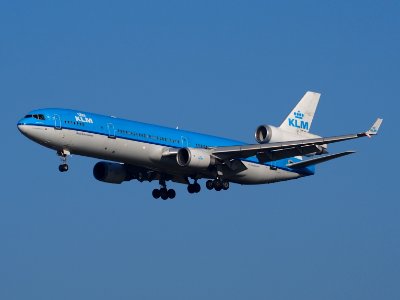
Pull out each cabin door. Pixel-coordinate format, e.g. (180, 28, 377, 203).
(54, 114, 62, 130)
(181, 136, 188, 147)
(107, 123, 116, 139)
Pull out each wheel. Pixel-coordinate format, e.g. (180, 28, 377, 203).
(206, 180, 214, 190)
(222, 180, 230, 190)
(59, 164, 68, 172)
(193, 183, 201, 193)
(167, 189, 176, 199)
(160, 188, 168, 200)
(214, 185, 222, 191)
(152, 189, 161, 199)
(187, 184, 195, 194)
(213, 179, 222, 191)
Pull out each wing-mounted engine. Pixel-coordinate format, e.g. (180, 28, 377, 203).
(93, 162, 129, 184)
(176, 148, 216, 169)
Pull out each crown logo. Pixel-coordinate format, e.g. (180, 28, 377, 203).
(294, 110, 304, 119)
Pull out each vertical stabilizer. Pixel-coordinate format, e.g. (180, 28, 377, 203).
(280, 91, 320, 134)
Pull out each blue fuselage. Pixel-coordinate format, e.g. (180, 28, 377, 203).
(17, 108, 314, 185)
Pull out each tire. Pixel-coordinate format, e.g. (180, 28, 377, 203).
(213, 179, 222, 190)
(194, 183, 201, 193)
(152, 189, 161, 199)
(187, 185, 195, 194)
(222, 180, 230, 190)
(160, 188, 168, 200)
(168, 189, 176, 199)
(206, 180, 214, 190)
(59, 164, 68, 172)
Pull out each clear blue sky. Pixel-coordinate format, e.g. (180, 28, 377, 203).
(1, 1, 398, 299)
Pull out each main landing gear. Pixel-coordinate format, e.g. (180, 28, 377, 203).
(152, 178, 230, 199)
(187, 181, 201, 194)
(57, 150, 70, 172)
(152, 178, 176, 200)
(206, 178, 230, 191)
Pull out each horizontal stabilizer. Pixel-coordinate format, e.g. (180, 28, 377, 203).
(286, 151, 355, 169)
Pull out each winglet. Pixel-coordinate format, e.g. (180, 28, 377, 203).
(365, 118, 383, 137)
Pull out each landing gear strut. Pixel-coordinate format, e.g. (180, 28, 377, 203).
(152, 178, 175, 200)
(206, 179, 229, 191)
(57, 150, 70, 172)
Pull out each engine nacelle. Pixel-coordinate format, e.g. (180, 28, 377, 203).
(255, 125, 327, 154)
(255, 125, 322, 142)
(255, 125, 300, 143)
(176, 148, 215, 169)
(93, 162, 128, 184)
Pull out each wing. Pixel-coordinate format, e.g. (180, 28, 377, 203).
(210, 118, 382, 163)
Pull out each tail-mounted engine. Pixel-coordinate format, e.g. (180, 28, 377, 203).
(176, 148, 216, 169)
(255, 125, 304, 143)
(255, 125, 327, 154)
(255, 125, 322, 143)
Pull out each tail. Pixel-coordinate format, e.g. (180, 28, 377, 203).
(280, 91, 320, 135)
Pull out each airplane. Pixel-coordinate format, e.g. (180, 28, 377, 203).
(17, 91, 382, 200)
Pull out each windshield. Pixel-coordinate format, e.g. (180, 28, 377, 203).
(24, 114, 46, 120)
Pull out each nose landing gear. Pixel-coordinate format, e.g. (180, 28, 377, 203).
(58, 163, 69, 172)
(57, 150, 70, 172)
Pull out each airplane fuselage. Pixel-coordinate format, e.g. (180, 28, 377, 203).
(17, 108, 311, 186)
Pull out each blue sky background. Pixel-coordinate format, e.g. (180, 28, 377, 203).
(1, 0, 398, 299)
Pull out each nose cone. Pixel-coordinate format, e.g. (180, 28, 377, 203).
(17, 123, 29, 137)
(17, 117, 35, 138)
(17, 121, 49, 145)
(17, 119, 27, 133)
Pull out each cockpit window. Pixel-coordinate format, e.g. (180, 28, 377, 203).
(25, 114, 45, 120)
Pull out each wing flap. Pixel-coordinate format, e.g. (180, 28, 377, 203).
(286, 151, 355, 169)
(255, 144, 324, 163)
